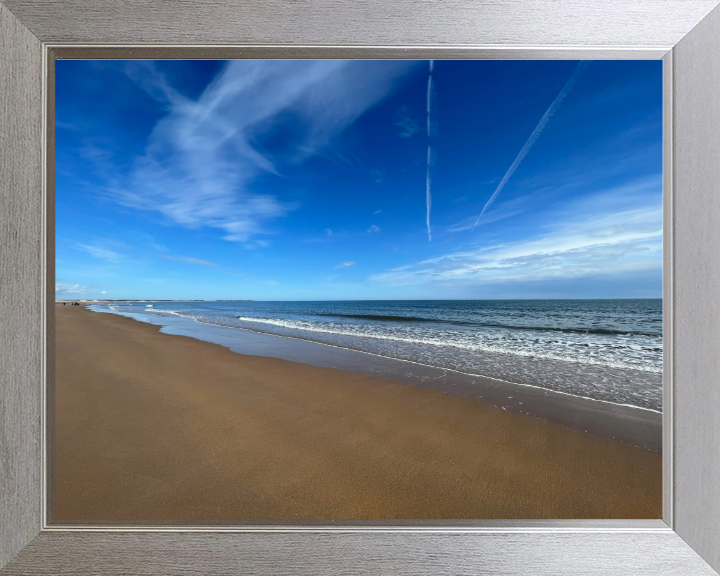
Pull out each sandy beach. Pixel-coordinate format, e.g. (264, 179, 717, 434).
(52, 304, 662, 523)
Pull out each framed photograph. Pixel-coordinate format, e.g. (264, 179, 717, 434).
(1, 1, 719, 574)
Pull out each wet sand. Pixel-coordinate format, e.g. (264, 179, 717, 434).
(52, 305, 662, 523)
(146, 312, 662, 452)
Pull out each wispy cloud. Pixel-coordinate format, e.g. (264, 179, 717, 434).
(335, 261, 356, 269)
(369, 169, 387, 183)
(368, 224, 380, 233)
(448, 191, 542, 233)
(396, 105, 421, 137)
(474, 61, 588, 229)
(124, 61, 183, 106)
(76, 243, 127, 263)
(103, 61, 417, 243)
(162, 255, 219, 267)
(56, 120, 82, 132)
(56, 283, 94, 296)
(373, 186, 661, 287)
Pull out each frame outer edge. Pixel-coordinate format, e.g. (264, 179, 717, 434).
(0, 2, 43, 570)
(0, 0, 718, 573)
(1, 0, 719, 47)
(671, 3, 720, 573)
(0, 531, 718, 576)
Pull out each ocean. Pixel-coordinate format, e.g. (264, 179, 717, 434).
(89, 299, 663, 412)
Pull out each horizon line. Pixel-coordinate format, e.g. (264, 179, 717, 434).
(57, 296, 663, 302)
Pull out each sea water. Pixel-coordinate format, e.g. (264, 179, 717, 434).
(91, 299, 662, 412)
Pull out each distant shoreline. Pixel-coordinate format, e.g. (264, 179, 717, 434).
(57, 298, 662, 302)
(56, 299, 254, 303)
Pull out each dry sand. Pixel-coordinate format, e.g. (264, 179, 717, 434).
(52, 304, 662, 523)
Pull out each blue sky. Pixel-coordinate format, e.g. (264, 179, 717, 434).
(56, 59, 662, 300)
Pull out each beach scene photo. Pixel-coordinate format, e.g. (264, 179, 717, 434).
(53, 59, 663, 522)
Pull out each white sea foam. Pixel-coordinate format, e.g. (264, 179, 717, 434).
(234, 316, 660, 373)
(89, 300, 663, 411)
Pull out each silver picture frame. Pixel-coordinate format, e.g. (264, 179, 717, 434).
(1, 1, 719, 573)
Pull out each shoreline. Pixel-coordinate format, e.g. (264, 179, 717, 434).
(89, 303, 662, 452)
(53, 304, 661, 522)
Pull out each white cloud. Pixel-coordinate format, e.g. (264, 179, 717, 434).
(448, 193, 528, 233)
(55, 283, 94, 296)
(106, 61, 418, 242)
(368, 224, 380, 233)
(335, 261, 356, 269)
(369, 169, 386, 183)
(101, 291, 107, 294)
(162, 255, 218, 267)
(396, 105, 421, 138)
(124, 61, 182, 105)
(372, 203, 662, 287)
(76, 243, 127, 263)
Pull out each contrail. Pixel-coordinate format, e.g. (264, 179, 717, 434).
(473, 61, 587, 229)
(426, 60, 437, 137)
(426, 146, 437, 241)
(426, 60, 436, 241)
